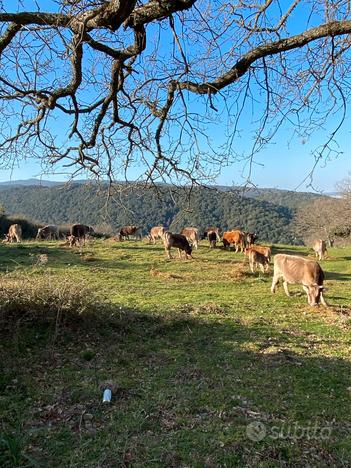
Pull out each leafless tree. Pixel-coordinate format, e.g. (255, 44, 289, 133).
(0, 1, 351, 186)
(337, 173, 351, 203)
(293, 196, 350, 246)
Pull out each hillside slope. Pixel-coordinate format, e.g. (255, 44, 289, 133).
(0, 184, 323, 244)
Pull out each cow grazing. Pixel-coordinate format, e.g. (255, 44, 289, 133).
(208, 231, 218, 249)
(312, 239, 327, 261)
(149, 226, 165, 244)
(180, 227, 199, 250)
(271, 254, 326, 306)
(249, 244, 271, 262)
(222, 230, 245, 253)
(203, 227, 221, 248)
(244, 247, 269, 273)
(119, 225, 141, 241)
(245, 232, 257, 248)
(163, 232, 193, 259)
(70, 224, 94, 245)
(36, 225, 59, 240)
(4, 224, 22, 243)
(204, 227, 221, 241)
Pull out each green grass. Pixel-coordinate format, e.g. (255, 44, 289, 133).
(1, 239, 351, 467)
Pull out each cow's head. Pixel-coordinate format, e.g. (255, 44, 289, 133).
(36, 228, 43, 239)
(307, 284, 324, 306)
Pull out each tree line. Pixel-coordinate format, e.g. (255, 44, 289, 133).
(0, 183, 327, 245)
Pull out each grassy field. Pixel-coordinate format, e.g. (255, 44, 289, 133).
(0, 239, 351, 467)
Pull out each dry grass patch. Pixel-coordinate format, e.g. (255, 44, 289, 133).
(0, 273, 106, 326)
(149, 267, 184, 280)
(175, 302, 227, 316)
(230, 262, 249, 281)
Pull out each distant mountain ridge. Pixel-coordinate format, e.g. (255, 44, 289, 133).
(0, 178, 86, 188)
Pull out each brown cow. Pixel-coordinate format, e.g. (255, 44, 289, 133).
(271, 254, 326, 306)
(149, 226, 165, 244)
(312, 239, 327, 261)
(4, 224, 22, 243)
(70, 224, 94, 245)
(180, 227, 199, 250)
(119, 225, 141, 241)
(222, 230, 245, 253)
(163, 232, 193, 259)
(244, 247, 269, 273)
(249, 244, 271, 262)
(36, 225, 59, 240)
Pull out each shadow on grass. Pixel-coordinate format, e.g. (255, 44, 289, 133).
(324, 270, 351, 282)
(1, 304, 350, 466)
(0, 242, 145, 272)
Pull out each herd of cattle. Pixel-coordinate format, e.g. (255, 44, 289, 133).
(2, 223, 328, 306)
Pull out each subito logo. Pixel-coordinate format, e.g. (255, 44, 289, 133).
(246, 421, 266, 441)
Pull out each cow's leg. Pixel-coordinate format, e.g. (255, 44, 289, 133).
(249, 258, 254, 273)
(302, 285, 313, 305)
(320, 290, 327, 307)
(259, 263, 265, 273)
(283, 281, 290, 297)
(165, 247, 172, 259)
(271, 275, 279, 293)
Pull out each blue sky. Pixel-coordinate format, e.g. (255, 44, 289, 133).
(1, 129, 348, 192)
(0, 1, 350, 193)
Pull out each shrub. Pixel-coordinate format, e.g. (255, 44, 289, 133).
(0, 273, 106, 325)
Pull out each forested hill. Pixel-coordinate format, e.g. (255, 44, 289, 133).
(242, 187, 322, 211)
(0, 183, 323, 244)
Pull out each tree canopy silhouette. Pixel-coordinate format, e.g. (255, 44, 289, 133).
(0, 1, 350, 185)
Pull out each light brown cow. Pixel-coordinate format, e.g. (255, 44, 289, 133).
(249, 244, 271, 262)
(312, 239, 327, 261)
(36, 224, 59, 240)
(222, 230, 245, 253)
(180, 227, 199, 250)
(4, 224, 22, 243)
(244, 247, 269, 273)
(119, 225, 141, 241)
(149, 226, 165, 244)
(271, 254, 326, 306)
(163, 232, 193, 259)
